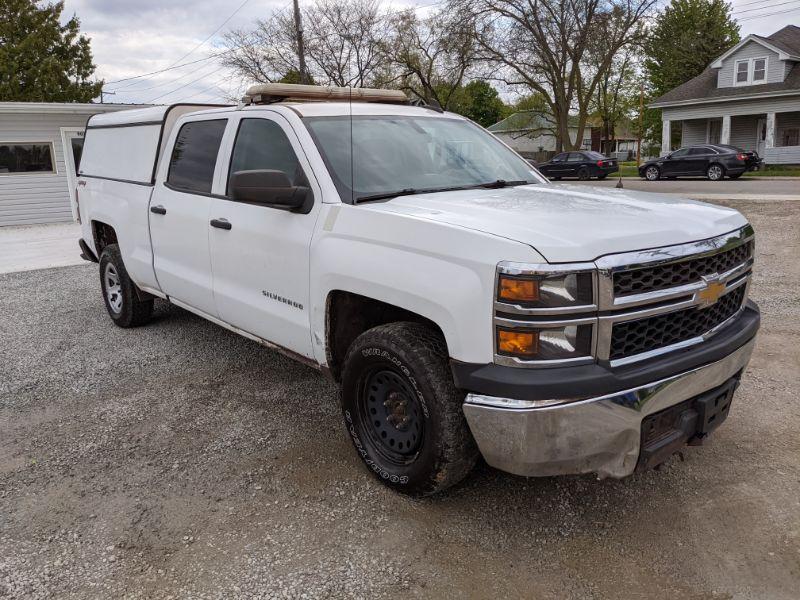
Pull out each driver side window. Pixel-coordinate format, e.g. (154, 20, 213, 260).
(226, 118, 307, 196)
(670, 148, 689, 158)
(552, 153, 567, 162)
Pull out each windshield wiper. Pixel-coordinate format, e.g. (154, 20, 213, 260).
(354, 180, 532, 204)
(474, 179, 529, 189)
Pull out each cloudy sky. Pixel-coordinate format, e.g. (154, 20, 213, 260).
(63, 0, 798, 106)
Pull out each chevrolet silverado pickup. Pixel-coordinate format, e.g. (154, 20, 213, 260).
(76, 84, 760, 496)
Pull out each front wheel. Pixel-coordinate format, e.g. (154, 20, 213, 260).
(707, 164, 725, 181)
(340, 322, 478, 496)
(644, 165, 661, 181)
(99, 244, 154, 327)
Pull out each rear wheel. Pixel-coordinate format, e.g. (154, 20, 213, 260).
(99, 244, 154, 327)
(340, 322, 478, 496)
(707, 163, 725, 181)
(644, 165, 660, 181)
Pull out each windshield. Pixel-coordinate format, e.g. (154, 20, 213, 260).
(304, 115, 541, 202)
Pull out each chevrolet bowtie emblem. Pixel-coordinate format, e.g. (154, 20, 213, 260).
(697, 275, 726, 308)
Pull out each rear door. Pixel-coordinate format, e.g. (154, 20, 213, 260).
(565, 152, 585, 177)
(685, 146, 714, 175)
(208, 113, 323, 359)
(149, 117, 228, 316)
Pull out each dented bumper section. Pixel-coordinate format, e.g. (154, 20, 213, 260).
(462, 337, 756, 479)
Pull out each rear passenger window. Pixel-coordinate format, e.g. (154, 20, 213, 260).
(227, 118, 306, 195)
(167, 119, 227, 194)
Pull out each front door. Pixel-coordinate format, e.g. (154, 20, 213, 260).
(757, 118, 767, 156)
(60, 127, 85, 221)
(208, 113, 322, 359)
(150, 117, 228, 317)
(660, 147, 690, 175)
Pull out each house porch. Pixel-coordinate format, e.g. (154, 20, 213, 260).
(662, 110, 800, 165)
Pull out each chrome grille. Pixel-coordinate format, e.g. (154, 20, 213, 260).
(613, 241, 753, 296)
(609, 286, 745, 360)
(596, 225, 754, 366)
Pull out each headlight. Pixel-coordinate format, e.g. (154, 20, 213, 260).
(495, 262, 597, 366)
(496, 271, 594, 309)
(496, 323, 593, 361)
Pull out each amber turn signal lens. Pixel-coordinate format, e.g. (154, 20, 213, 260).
(498, 276, 540, 303)
(497, 329, 540, 357)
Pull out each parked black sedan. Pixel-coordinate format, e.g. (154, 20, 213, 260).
(537, 151, 619, 180)
(639, 145, 757, 181)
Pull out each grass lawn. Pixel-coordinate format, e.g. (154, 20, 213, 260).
(742, 166, 800, 177)
(615, 163, 800, 178)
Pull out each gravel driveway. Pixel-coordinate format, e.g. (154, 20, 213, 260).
(1, 199, 798, 599)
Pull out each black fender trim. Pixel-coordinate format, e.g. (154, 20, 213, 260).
(451, 301, 760, 401)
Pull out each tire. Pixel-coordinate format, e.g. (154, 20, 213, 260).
(707, 163, 725, 181)
(99, 244, 154, 327)
(644, 165, 660, 181)
(577, 167, 590, 181)
(340, 322, 478, 496)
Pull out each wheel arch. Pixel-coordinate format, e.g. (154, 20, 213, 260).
(325, 290, 447, 382)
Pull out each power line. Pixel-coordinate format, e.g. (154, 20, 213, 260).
(104, 51, 233, 86)
(162, 0, 253, 71)
(147, 64, 229, 103)
(738, 4, 800, 19)
(733, 0, 800, 14)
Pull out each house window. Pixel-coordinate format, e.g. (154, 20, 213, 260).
(783, 128, 800, 147)
(0, 142, 55, 175)
(734, 57, 768, 86)
(735, 60, 749, 84)
(753, 58, 767, 82)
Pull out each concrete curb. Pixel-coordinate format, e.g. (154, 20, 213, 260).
(685, 194, 800, 202)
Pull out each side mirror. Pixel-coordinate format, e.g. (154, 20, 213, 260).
(230, 169, 313, 213)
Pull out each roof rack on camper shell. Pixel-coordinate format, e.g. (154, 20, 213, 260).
(242, 83, 409, 106)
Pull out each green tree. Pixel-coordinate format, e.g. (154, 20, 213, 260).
(0, 0, 102, 102)
(447, 80, 509, 127)
(643, 0, 740, 145)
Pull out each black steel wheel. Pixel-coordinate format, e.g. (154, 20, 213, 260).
(340, 322, 478, 496)
(357, 367, 424, 464)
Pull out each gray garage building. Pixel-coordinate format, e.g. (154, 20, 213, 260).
(0, 102, 146, 226)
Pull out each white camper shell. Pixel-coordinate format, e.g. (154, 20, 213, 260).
(80, 104, 227, 185)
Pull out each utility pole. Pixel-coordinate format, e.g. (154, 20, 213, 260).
(293, 0, 310, 84)
(100, 89, 116, 104)
(636, 83, 644, 167)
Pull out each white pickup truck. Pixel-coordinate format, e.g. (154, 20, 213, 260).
(76, 84, 760, 496)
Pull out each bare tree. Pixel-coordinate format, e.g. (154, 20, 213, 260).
(222, 0, 389, 88)
(383, 9, 478, 109)
(222, 9, 298, 84)
(463, 0, 656, 151)
(304, 0, 388, 87)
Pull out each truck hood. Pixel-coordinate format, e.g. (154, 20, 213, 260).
(364, 183, 748, 263)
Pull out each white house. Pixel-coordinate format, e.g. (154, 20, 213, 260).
(651, 25, 800, 164)
(0, 102, 147, 226)
(487, 111, 589, 159)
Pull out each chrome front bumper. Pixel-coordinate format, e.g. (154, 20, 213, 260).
(462, 337, 756, 479)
